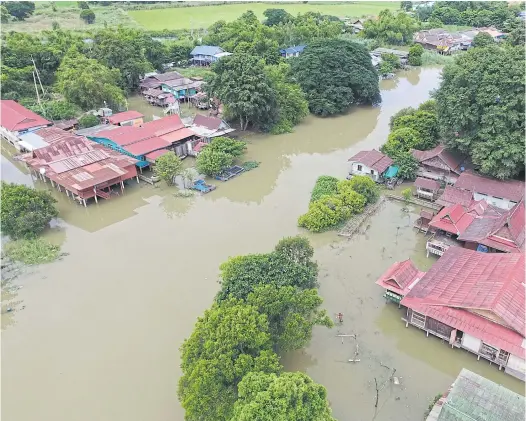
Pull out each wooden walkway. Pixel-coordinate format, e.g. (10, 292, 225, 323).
(338, 197, 386, 238)
(386, 194, 441, 211)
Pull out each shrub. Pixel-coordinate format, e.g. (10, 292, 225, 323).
(196, 148, 234, 176)
(338, 187, 367, 214)
(153, 152, 183, 185)
(340, 176, 380, 204)
(80, 8, 95, 24)
(408, 43, 424, 66)
(401, 187, 412, 202)
(310, 176, 339, 202)
(207, 136, 246, 157)
(298, 195, 350, 232)
(1, 182, 58, 239)
(78, 1, 89, 9)
(78, 114, 99, 128)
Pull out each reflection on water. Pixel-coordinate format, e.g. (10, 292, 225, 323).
(2, 68, 506, 421)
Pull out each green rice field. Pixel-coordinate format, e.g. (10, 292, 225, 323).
(128, 2, 397, 31)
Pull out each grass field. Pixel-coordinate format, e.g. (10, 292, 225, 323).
(128, 2, 398, 31)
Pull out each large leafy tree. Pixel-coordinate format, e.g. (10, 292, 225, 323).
(392, 110, 439, 150)
(178, 300, 281, 421)
(247, 285, 332, 352)
(56, 47, 125, 110)
(265, 63, 309, 134)
(434, 46, 525, 178)
(1, 182, 58, 239)
(232, 372, 336, 421)
(263, 8, 293, 26)
(91, 28, 152, 92)
(5, 1, 35, 21)
(207, 54, 278, 131)
(292, 39, 380, 116)
(344, 176, 380, 204)
(360, 9, 420, 45)
(153, 152, 183, 185)
(381, 127, 422, 158)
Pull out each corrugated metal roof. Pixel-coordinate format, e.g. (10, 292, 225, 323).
(436, 369, 525, 421)
(429, 204, 475, 235)
(348, 150, 393, 174)
(160, 127, 195, 143)
(402, 247, 525, 336)
(455, 172, 525, 202)
(436, 185, 473, 208)
(0, 100, 51, 132)
(108, 110, 144, 125)
(412, 144, 466, 174)
(124, 136, 171, 156)
(414, 177, 440, 190)
(190, 45, 223, 56)
(375, 260, 425, 296)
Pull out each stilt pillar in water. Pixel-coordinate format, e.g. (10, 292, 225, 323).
(50, 179, 55, 187)
(136, 176, 139, 184)
(94, 194, 98, 204)
(121, 181, 124, 192)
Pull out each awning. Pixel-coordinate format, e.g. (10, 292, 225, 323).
(384, 165, 399, 179)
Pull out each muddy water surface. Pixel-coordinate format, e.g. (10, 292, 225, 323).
(2, 67, 522, 421)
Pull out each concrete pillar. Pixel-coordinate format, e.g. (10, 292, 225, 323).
(121, 181, 124, 191)
(94, 194, 98, 204)
(136, 176, 139, 184)
(83, 199, 87, 208)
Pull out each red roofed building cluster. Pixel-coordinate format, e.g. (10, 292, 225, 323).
(376, 247, 526, 381)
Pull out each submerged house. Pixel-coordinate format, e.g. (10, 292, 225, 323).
(22, 129, 138, 206)
(426, 369, 525, 421)
(378, 247, 525, 381)
(279, 45, 306, 58)
(375, 259, 425, 304)
(190, 46, 231, 65)
(87, 114, 196, 168)
(411, 144, 467, 185)
(139, 71, 183, 91)
(413, 177, 440, 201)
(0, 100, 52, 149)
(108, 110, 144, 127)
(160, 77, 204, 101)
(143, 89, 176, 107)
(347, 150, 397, 182)
(453, 171, 524, 210)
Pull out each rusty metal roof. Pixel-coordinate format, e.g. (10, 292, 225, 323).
(455, 172, 525, 202)
(436, 185, 473, 208)
(414, 177, 440, 191)
(412, 144, 466, 174)
(108, 110, 144, 125)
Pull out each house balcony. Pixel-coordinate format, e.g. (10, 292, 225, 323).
(416, 188, 435, 201)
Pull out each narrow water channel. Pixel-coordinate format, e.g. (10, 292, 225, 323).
(2, 67, 522, 421)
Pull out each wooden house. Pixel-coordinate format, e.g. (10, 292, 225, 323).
(375, 260, 425, 305)
(279, 45, 306, 58)
(414, 177, 440, 200)
(411, 144, 467, 185)
(139, 71, 183, 91)
(395, 248, 525, 381)
(160, 78, 204, 101)
(190, 46, 230, 66)
(143, 88, 176, 107)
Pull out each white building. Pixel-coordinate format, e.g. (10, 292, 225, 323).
(347, 149, 394, 182)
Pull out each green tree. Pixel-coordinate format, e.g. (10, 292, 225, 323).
(292, 38, 380, 116)
(92, 28, 153, 92)
(310, 175, 339, 202)
(208, 54, 277, 131)
(344, 175, 380, 204)
(1, 182, 58, 239)
(472, 32, 495, 48)
(78, 114, 100, 128)
(196, 148, 234, 176)
(263, 8, 293, 26)
(178, 300, 281, 421)
(381, 127, 421, 158)
(56, 48, 125, 110)
(207, 136, 246, 157)
(408, 43, 424, 66)
(401, 187, 412, 202)
(1, 5, 10, 23)
(274, 236, 314, 266)
(360, 9, 420, 45)
(77, 1, 89, 9)
(336, 181, 367, 212)
(28, 100, 79, 120)
(233, 372, 336, 421)
(247, 285, 332, 352)
(415, 5, 433, 21)
(298, 195, 350, 232)
(430, 7, 462, 25)
(434, 46, 525, 178)
(217, 251, 318, 302)
(393, 151, 419, 180)
(418, 99, 436, 113)
(5, 1, 35, 20)
(265, 63, 309, 134)
(382, 53, 401, 72)
(389, 106, 416, 129)
(401, 1, 413, 11)
(153, 152, 183, 185)
(392, 110, 439, 150)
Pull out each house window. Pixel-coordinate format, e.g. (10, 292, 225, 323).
(411, 311, 426, 328)
(357, 165, 363, 171)
(370, 170, 374, 175)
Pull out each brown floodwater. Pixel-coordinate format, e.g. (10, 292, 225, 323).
(2, 67, 523, 421)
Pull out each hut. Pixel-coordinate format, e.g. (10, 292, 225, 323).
(414, 177, 440, 200)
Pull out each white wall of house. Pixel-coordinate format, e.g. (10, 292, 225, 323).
(505, 354, 526, 380)
(473, 192, 516, 210)
(350, 162, 379, 181)
(461, 333, 482, 353)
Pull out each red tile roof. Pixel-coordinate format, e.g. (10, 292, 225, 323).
(414, 177, 440, 191)
(194, 114, 222, 131)
(0, 100, 51, 132)
(124, 137, 171, 156)
(436, 185, 473, 208)
(375, 260, 425, 296)
(108, 111, 144, 125)
(402, 247, 525, 336)
(348, 150, 393, 174)
(411, 144, 465, 174)
(429, 203, 475, 235)
(145, 149, 170, 161)
(455, 172, 525, 202)
(459, 200, 525, 253)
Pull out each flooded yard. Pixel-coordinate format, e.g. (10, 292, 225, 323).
(2, 67, 522, 421)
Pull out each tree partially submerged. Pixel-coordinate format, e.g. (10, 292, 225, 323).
(232, 371, 337, 421)
(153, 152, 183, 185)
(292, 38, 380, 116)
(434, 46, 525, 178)
(1, 182, 58, 239)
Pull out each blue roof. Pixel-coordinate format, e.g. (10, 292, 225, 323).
(190, 45, 224, 56)
(280, 45, 307, 54)
(383, 165, 399, 179)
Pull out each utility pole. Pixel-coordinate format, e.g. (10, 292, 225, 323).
(33, 71, 46, 117)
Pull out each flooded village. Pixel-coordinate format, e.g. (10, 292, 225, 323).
(1, 2, 526, 421)
(2, 66, 523, 421)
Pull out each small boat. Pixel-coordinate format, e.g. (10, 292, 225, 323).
(190, 179, 216, 194)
